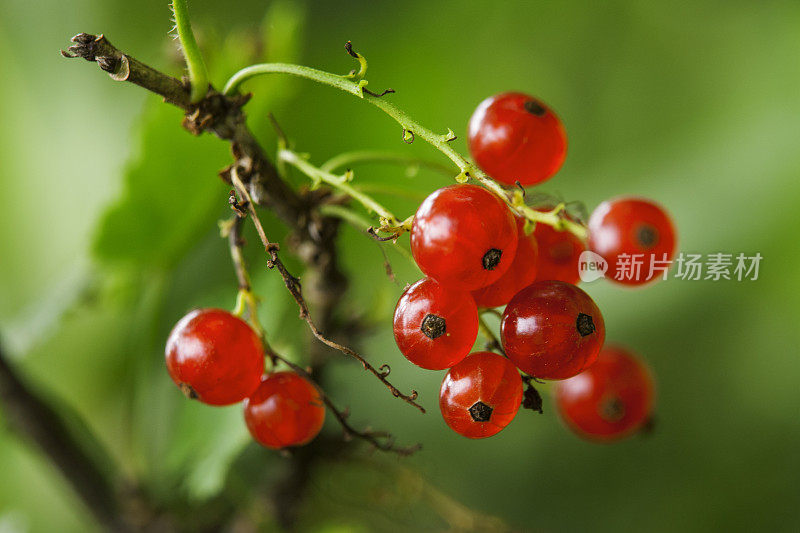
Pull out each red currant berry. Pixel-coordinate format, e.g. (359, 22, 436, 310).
(501, 281, 605, 380)
(439, 351, 523, 439)
(472, 217, 539, 308)
(555, 346, 654, 441)
(588, 197, 677, 286)
(533, 220, 586, 285)
(244, 372, 325, 449)
(165, 308, 264, 406)
(411, 184, 517, 291)
(394, 277, 478, 370)
(468, 92, 567, 186)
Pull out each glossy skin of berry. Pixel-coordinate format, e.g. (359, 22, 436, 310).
(555, 346, 655, 441)
(468, 92, 567, 186)
(588, 197, 677, 286)
(439, 351, 523, 439)
(165, 308, 265, 406)
(244, 372, 325, 449)
(501, 281, 605, 380)
(472, 217, 539, 308)
(533, 220, 586, 285)
(394, 277, 479, 370)
(411, 184, 518, 291)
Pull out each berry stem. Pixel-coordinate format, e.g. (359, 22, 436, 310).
(279, 149, 400, 224)
(320, 150, 455, 176)
(170, 0, 208, 103)
(222, 44, 588, 241)
(318, 205, 416, 265)
(477, 312, 505, 356)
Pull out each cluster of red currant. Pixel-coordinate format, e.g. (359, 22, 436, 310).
(394, 92, 674, 440)
(165, 309, 325, 449)
(163, 91, 675, 450)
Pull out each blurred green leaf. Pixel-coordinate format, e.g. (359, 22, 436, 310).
(91, 103, 229, 268)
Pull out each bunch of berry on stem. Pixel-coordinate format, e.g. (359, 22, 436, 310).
(392, 91, 675, 440)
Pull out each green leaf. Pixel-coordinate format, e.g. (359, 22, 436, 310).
(92, 103, 229, 268)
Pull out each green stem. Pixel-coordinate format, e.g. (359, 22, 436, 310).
(223, 53, 588, 241)
(279, 149, 399, 223)
(319, 205, 416, 265)
(224, 63, 365, 98)
(320, 150, 454, 176)
(171, 0, 208, 103)
(477, 314, 503, 354)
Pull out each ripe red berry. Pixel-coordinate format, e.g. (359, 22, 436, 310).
(588, 197, 677, 286)
(501, 281, 605, 380)
(468, 92, 567, 186)
(533, 220, 586, 285)
(244, 372, 326, 449)
(394, 277, 478, 370)
(555, 346, 655, 441)
(165, 308, 264, 406)
(472, 217, 539, 308)
(439, 352, 523, 439)
(411, 184, 518, 291)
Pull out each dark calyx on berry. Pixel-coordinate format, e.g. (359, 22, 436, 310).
(600, 396, 626, 422)
(576, 313, 596, 337)
(523, 99, 546, 116)
(482, 248, 503, 270)
(636, 224, 659, 248)
(522, 383, 544, 413)
(420, 313, 447, 339)
(469, 401, 493, 422)
(179, 383, 199, 400)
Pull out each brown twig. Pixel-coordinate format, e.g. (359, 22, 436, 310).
(229, 172, 425, 413)
(270, 350, 420, 456)
(0, 341, 129, 531)
(226, 214, 421, 456)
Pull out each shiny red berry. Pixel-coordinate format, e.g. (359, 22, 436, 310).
(165, 308, 265, 406)
(393, 277, 479, 370)
(555, 346, 655, 441)
(533, 220, 586, 285)
(501, 281, 605, 380)
(588, 197, 677, 286)
(411, 184, 518, 291)
(244, 372, 326, 449)
(439, 352, 523, 439)
(472, 217, 539, 308)
(468, 92, 567, 186)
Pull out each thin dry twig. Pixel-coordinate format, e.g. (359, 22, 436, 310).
(269, 350, 421, 456)
(226, 214, 421, 455)
(229, 170, 425, 413)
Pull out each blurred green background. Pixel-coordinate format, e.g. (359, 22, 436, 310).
(1, 0, 799, 531)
